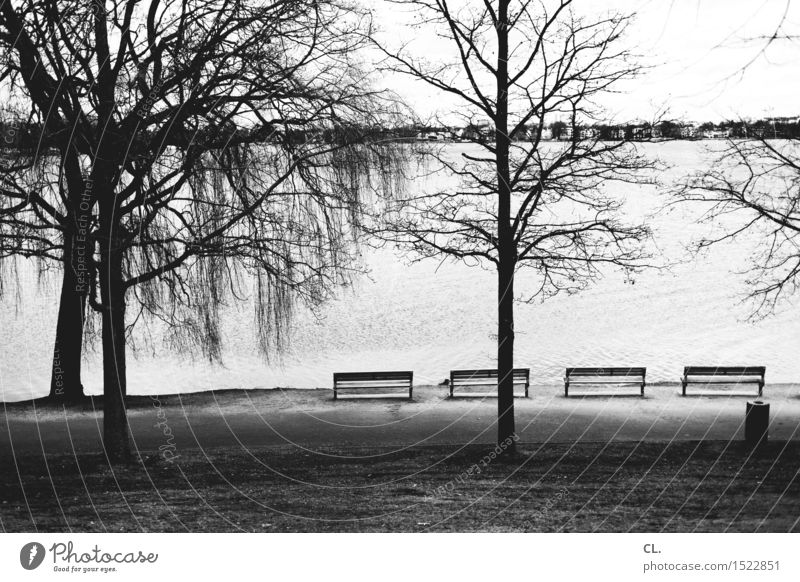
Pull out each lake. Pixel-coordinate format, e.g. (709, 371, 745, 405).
(2, 141, 798, 401)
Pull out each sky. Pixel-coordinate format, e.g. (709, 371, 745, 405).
(371, 0, 800, 123)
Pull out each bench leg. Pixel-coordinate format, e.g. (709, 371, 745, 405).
(564, 381, 569, 398)
(681, 379, 687, 396)
(641, 382, 645, 396)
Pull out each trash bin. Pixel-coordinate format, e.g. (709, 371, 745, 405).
(745, 400, 769, 446)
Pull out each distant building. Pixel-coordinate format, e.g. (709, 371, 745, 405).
(632, 126, 651, 140)
(580, 127, 598, 140)
(458, 122, 493, 142)
(680, 125, 697, 138)
(414, 129, 448, 141)
(611, 127, 626, 140)
(701, 128, 731, 139)
(476, 122, 493, 141)
(767, 116, 800, 124)
(522, 125, 554, 140)
(460, 126, 480, 141)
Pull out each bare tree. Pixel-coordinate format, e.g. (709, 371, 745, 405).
(669, 2, 800, 318)
(673, 136, 800, 317)
(0, 106, 93, 403)
(371, 0, 653, 452)
(0, 0, 405, 461)
(703, 0, 798, 83)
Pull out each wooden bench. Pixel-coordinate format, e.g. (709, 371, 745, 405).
(332, 371, 413, 400)
(449, 368, 529, 398)
(564, 367, 646, 397)
(681, 366, 765, 396)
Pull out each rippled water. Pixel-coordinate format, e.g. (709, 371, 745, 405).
(2, 142, 798, 401)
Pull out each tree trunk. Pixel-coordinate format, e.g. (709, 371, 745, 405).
(49, 154, 90, 402)
(497, 258, 516, 452)
(495, 0, 517, 453)
(49, 230, 87, 401)
(99, 203, 130, 463)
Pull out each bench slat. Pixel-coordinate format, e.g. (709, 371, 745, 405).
(336, 380, 411, 388)
(449, 378, 529, 385)
(683, 366, 765, 376)
(334, 371, 413, 381)
(567, 378, 644, 383)
(451, 369, 529, 378)
(566, 367, 646, 376)
(335, 389, 410, 395)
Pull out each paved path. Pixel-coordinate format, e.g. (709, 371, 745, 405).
(2, 385, 799, 459)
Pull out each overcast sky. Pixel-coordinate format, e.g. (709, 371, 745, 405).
(372, 0, 800, 123)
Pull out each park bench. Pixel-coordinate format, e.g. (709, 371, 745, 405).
(681, 366, 765, 396)
(332, 371, 413, 400)
(564, 367, 646, 397)
(449, 368, 530, 398)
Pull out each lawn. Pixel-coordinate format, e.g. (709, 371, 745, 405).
(2, 441, 798, 532)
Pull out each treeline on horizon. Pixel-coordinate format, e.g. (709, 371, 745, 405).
(0, 119, 377, 152)
(3, 115, 800, 151)
(414, 116, 800, 141)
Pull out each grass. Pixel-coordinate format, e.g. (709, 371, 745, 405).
(1, 441, 798, 532)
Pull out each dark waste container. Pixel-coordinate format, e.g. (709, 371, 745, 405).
(745, 400, 769, 446)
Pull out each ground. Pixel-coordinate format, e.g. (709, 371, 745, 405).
(1, 385, 799, 532)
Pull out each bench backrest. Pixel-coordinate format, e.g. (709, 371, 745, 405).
(333, 371, 413, 387)
(450, 368, 530, 384)
(566, 367, 646, 377)
(683, 366, 765, 378)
